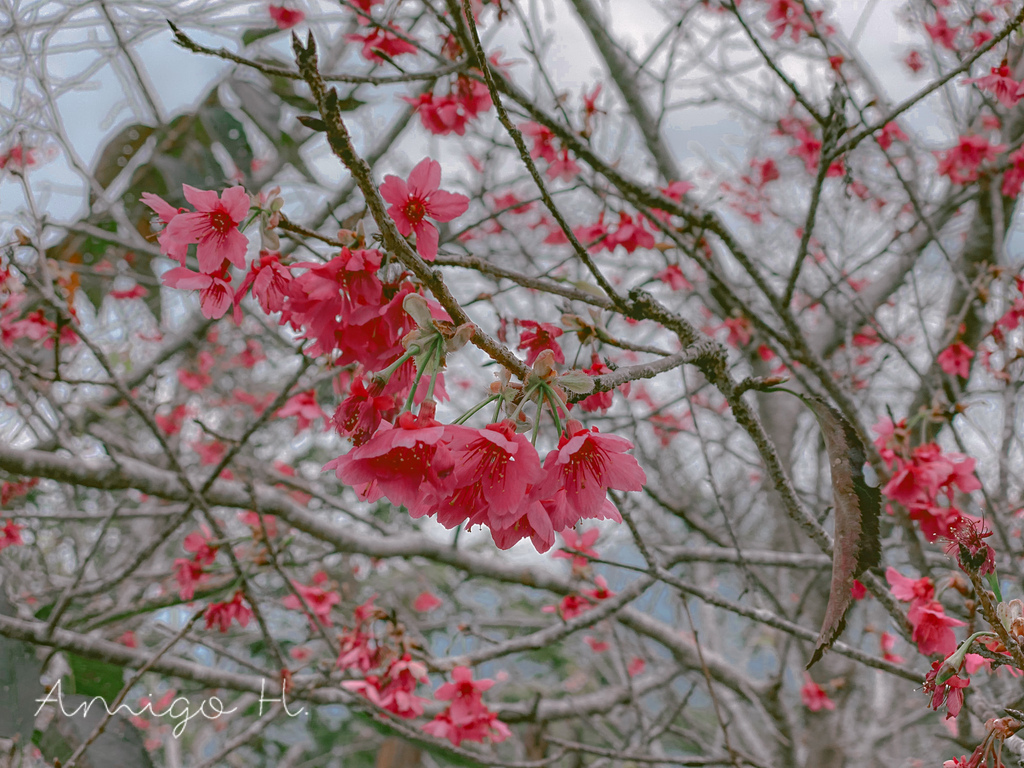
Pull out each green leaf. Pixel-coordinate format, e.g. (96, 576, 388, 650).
(66, 653, 125, 700)
(90, 123, 155, 193)
(198, 100, 254, 182)
(242, 27, 281, 45)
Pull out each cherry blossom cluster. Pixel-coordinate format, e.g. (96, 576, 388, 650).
(174, 526, 220, 602)
(309, 594, 508, 745)
(1, 266, 79, 348)
(333, 596, 432, 720)
(886, 567, 965, 658)
(327, 408, 645, 553)
(542, 574, 615, 619)
(873, 417, 982, 541)
(143, 154, 649, 554)
(422, 666, 511, 747)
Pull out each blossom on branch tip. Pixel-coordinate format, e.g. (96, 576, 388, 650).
(282, 578, 340, 627)
(346, 25, 418, 62)
(325, 408, 454, 515)
(800, 674, 835, 711)
(517, 320, 563, 366)
(937, 341, 975, 378)
(0, 519, 24, 550)
(161, 267, 234, 319)
(423, 666, 510, 746)
(380, 158, 469, 261)
(964, 64, 1023, 108)
(160, 185, 250, 273)
(536, 421, 646, 530)
(268, 4, 304, 28)
(936, 135, 1004, 185)
(204, 590, 252, 633)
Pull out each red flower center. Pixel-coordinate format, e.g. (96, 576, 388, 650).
(403, 198, 427, 223)
(208, 210, 234, 234)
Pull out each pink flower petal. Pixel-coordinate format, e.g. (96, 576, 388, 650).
(161, 266, 210, 290)
(221, 185, 251, 223)
(414, 221, 439, 261)
(413, 591, 442, 612)
(141, 192, 179, 223)
(379, 175, 409, 207)
(407, 157, 441, 198)
(425, 189, 469, 222)
(182, 184, 222, 212)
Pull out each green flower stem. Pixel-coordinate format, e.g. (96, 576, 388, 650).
(425, 345, 442, 402)
(453, 394, 500, 425)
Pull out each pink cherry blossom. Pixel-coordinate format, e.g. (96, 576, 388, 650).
(964, 64, 1022, 108)
(607, 212, 654, 253)
(936, 135, 1004, 185)
(577, 356, 626, 414)
(937, 341, 974, 378)
(488, 499, 558, 552)
(1002, 147, 1024, 197)
(268, 4, 304, 28)
(345, 25, 418, 62)
(876, 121, 909, 151)
(925, 659, 970, 719)
(325, 409, 455, 514)
(885, 567, 935, 604)
(413, 591, 442, 612)
(546, 147, 580, 182)
(536, 422, 646, 530)
(204, 590, 253, 633)
(553, 527, 600, 569)
(518, 320, 564, 366)
(881, 632, 905, 664)
(174, 558, 205, 600)
(423, 666, 510, 746)
(161, 185, 251, 273)
(800, 674, 835, 711)
(0, 519, 24, 551)
(141, 192, 188, 264)
(233, 250, 292, 316)
(521, 122, 557, 162)
(924, 13, 958, 50)
(423, 420, 543, 531)
(161, 266, 234, 319)
(276, 390, 326, 433)
(283, 579, 340, 627)
(332, 377, 397, 446)
(908, 600, 965, 656)
(183, 527, 218, 566)
(656, 264, 692, 291)
(380, 158, 469, 261)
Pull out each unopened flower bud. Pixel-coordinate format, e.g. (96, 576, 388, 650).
(403, 293, 435, 330)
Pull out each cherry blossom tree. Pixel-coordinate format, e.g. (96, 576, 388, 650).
(3, 1, 1024, 767)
